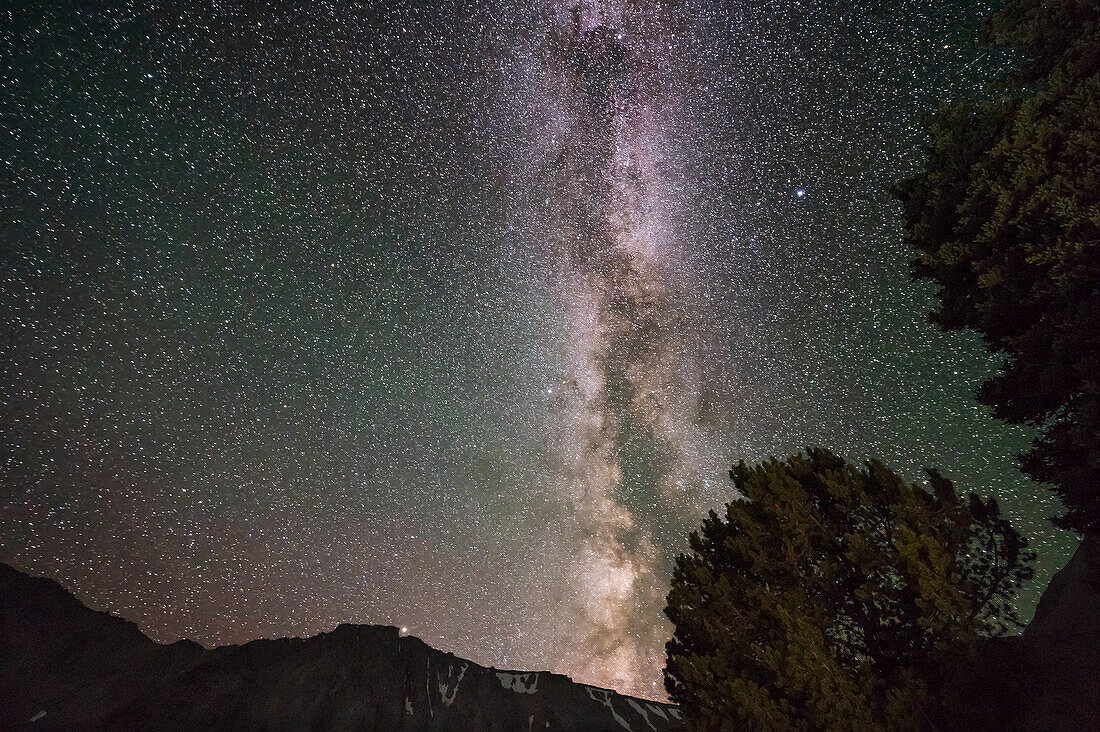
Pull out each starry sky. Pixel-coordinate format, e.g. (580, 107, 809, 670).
(0, 0, 1077, 701)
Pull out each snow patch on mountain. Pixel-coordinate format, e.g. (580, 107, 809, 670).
(497, 671, 540, 694)
(585, 686, 632, 731)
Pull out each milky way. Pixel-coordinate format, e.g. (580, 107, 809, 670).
(502, 1, 729, 689)
(0, 0, 1076, 701)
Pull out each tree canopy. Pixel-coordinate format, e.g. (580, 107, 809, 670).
(664, 449, 1033, 731)
(896, 0, 1100, 533)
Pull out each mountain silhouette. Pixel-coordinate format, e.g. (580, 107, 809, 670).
(0, 563, 684, 731)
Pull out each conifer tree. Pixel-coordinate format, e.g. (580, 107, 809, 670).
(896, 0, 1100, 533)
(664, 449, 1033, 731)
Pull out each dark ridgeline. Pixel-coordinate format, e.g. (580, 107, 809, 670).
(0, 564, 684, 731)
(3, 544, 1099, 731)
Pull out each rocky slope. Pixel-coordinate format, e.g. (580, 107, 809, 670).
(946, 534, 1100, 731)
(1011, 534, 1100, 731)
(0, 563, 684, 731)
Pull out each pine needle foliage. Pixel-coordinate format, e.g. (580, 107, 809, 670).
(896, 0, 1100, 533)
(664, 449, 1034, 731)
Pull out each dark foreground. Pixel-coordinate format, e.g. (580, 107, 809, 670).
(0, 563, 683, 731)
(2, 538, 1098, 731)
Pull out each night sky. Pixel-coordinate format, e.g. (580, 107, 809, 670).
(0, 0, 1076, 701)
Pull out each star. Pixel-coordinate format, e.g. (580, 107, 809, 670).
(0, 0, 1074, 703)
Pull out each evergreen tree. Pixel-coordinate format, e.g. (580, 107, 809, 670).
(896, 0, 1100, 533)
(664, 449, 1033, 731)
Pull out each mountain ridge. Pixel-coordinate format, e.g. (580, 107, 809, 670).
(0, 563, 684, 731)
